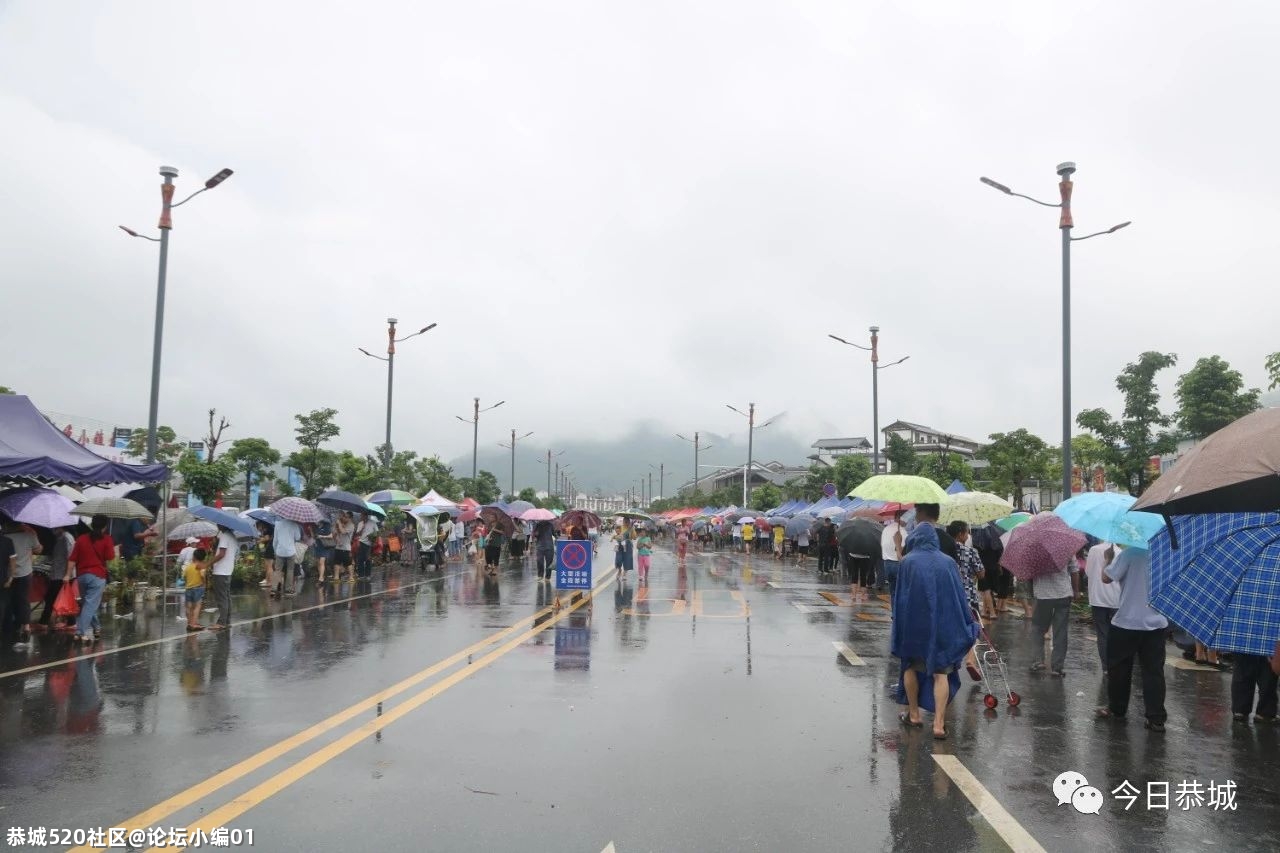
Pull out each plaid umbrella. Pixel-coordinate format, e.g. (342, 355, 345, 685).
(70, 497, 154, 521)
(1000, 514, 1087, 580)
(269, 497, 324, 524)
(1150, 512, 1280, 656)
(939, 492, 1014, 526)
(0, 487, 79, 528)
(167, 521, 218, 541)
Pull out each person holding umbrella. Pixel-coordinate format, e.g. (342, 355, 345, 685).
(1095, 546, 1168, 731)
(68, 515, 114, 644)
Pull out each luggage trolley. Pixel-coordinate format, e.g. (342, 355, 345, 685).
(972, 609, 1021, 708)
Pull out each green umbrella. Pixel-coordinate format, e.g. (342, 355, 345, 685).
(365, 489, 418, 506)
(849, 475, 950, 505)
(995, 512, 1033, 532)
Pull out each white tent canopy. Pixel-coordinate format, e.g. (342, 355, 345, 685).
(419, 489, 459, 510)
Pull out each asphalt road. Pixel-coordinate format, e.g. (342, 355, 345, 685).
(0, 543, 1275, 852)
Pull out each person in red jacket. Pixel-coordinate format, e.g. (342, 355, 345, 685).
(69, 515, 114, 644)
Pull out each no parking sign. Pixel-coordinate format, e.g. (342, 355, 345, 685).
(555, 540, 593, 590)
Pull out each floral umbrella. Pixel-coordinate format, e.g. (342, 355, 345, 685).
(1000, 514, 1087, 580)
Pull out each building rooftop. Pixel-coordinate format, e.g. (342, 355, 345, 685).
(811, 437, 872, 450)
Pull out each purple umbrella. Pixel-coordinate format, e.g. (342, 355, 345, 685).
(1000, 514, 1087, 580)
(0, 487, 79, 529)
(268, 496, 325, 524)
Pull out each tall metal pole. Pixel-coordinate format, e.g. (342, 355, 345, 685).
(471, 398, 479, 481)
(659, 464, 664, 500)
(547, 450, 552, 497)
(145, 166, 178, 463)
(384, 319, 397, 467)
(648, 473, 653, 507)
(509, 429, 517, 497)
(745, 403, 755, 507)
(694, 434, 699, 498)
(870, 326, 880, 474)
(1058, 162, 1075, 503)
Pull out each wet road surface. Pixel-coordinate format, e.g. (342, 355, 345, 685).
(0, 544, 1276, 852)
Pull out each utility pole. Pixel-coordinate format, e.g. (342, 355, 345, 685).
(677, 433, 712, 499)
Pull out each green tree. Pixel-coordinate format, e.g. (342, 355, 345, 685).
(1267, 352, 1280, 391)
(884, 433, 920, 475)
(1071, 434, 1109, 491)
(1175, 355, 1260, 439)
(413, 456, 460, 500)
(0, 385, 14, 394)
(1077, 351, 1179, 496)
(751, 483, 782, 512)
(335, 450, 381, 495)
(226, 437, 281, 506)
(978, 428, 1052, 509)
(518, 487, 539, 503)
(919, 452, 974, 491)
(457, 470, 500, 504)
(539, 495, 566, 511)
(126, 426, 185, 466)
(832, 455, 874, 496)
(288, 408, 341, 497)
(176, 450, 237, 504)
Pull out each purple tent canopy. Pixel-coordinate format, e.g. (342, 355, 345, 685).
(0, 395, 169, 485)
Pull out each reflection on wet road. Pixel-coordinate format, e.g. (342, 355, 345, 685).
(0, 546, 1275, 852)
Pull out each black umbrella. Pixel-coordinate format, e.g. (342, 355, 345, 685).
(315, 489, 369, 515)
(836, 518, 881, 558)
(125, 486, 164, 514)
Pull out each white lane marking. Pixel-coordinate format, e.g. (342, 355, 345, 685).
(793, 603, 830, 614)
(832, 641, 865, 666)
(1168, 657, 1225, 672)
(601, 843, 617, 853)
(932, 755, 1047, 853)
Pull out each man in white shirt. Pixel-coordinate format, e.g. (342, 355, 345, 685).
(209, 528, 239, 630)
(4, 525, 43, 647)
(880, 512, 905, 599)
(1030, 558, 1080, 678)
(272, 517, 302, 597)
(1083, 542, 1122, 670)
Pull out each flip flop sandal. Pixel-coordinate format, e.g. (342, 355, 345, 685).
(933, 729, 947, 740)
(898, 713, 923, 728)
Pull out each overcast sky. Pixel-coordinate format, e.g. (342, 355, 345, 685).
(2, 1, 1276, 491)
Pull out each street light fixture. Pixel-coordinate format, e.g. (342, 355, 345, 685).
(726, 404, 780, 507)
(829, 329, 910, 474)
(498, 429, 534, 498)
(359, 319, 437, 467)
(455, 399, 505, 481)
(980, 162, 1131, 502)
(649, 462, 666, 503)
(119, 165, 234, 463)
(676, 432, 713, 499)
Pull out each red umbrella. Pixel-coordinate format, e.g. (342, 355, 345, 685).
(1000, 514, 1087, 580)
(458, 508, 481, 523)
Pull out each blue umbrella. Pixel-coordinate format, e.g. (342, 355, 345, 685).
(410, 504, 442, 516)
(945, 479, 968, 495)
(1150, 513, 1280, 656)
(242, 508, 279, 527)
(1054, 492, 1164, 549)
(188, 505, 258, 538)
(785, 514, 817, 537)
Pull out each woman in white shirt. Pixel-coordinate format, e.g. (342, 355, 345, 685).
(1084, 542, 1122, 671)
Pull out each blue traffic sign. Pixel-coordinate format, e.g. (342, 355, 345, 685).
(555, 540, 593, 590)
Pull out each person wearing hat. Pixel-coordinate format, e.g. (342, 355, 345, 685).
(178, 537, 200, 569)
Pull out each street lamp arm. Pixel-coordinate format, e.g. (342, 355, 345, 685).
(828, 334, 871, 351)
(979, 176, 1060, 209)
(394, 322, 438, 342)
(726, 405, 748, 417)
(876, 355, 910, 370)
(358, 347, 389, 362)
(1071, 221, 1131, 242)
(170, 168, 235, 208)
(455, 415, 472, 424)
(118, 225, 161, 242)
(480, 400, 506, 414)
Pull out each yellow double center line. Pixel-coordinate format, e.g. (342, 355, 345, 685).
(70, 571, 614, 853)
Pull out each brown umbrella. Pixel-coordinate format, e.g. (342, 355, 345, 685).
(478, 506, 516, 537)
(1132, 408, 1280, 517)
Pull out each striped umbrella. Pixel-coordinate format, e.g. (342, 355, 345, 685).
(167, 521, 218, 541)
(366, 489, 418, 506)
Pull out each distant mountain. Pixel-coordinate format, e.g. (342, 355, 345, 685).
(1262, 389, 1280, 408)
(447, 422, 818, 497)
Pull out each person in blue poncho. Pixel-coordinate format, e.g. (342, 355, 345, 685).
(892, 523, 979, 739)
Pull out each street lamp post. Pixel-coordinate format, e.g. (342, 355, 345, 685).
(726, 404, 779, 507)
(120, 165, 233, 462)
(676, 432, 713, 498)
(829, 329, 909, 473)
(359, 320, 436, 467)
(649, 463, 664, 503)
(498, 429, 533, 498)
(980, 163, 1130, 501)
(543, 449, 564, 498)
(455, 398, 505, 481)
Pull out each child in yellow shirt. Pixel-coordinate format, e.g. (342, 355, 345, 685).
(184, 549, 209, 632)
